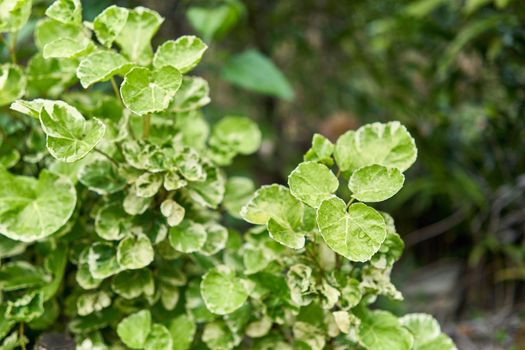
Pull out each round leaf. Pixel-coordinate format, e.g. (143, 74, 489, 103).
(0, 64, 26, 106)
(160, 199, 185, 227)
(223, 176, 255, 219)
(288, 161, 339, 208)
(357, 310, 414, 350)
(93, 5, 129, 47)
(348, 164, 404, 202)
(0, 168, 76, 242)
(87, 242, 121, 279)
(77, 50, 133, 88)
(153, 35, 208, 73)
(117, 233, 154, 269)
(145, 323, 173, 350)
(400, 313, 456, 350)
(117, 310, 152, 349)
(0, 0, 31, 32)
(171, 76, 211, 112)
(210, 116, 261, 155)
(316, 197, 386, 261)
(168, 220, 207, 253)
(78, 159, 127, 195)
(201, 266, 248, 315)
(121, 66, 182, 115)
(335, 121, 417, 173)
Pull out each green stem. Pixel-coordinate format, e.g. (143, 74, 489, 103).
(110, 77, 121, 104)
(19, 323, 26, 350)
(346, 198, 355, 209)
(94, 148, 119, 167)
(9, 33, 17, 64)
(143, 114, 151, 139)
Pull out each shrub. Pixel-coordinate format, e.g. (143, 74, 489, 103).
(0, 1, 456, 349)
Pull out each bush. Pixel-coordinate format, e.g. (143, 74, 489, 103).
(0, 1, 455, 349)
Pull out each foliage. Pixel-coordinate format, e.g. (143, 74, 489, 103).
(0, 1, 456, 349)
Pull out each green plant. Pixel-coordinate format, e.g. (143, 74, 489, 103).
(0, 0, 456, 349)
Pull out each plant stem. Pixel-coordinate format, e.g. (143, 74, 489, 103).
(94, 148, 119, 167)
(19, 323, 26, 350)
(143, 114, 151, 139)
(346, 198, 354, 209)
(110, 77, 121, 104)
(9, 33, 17, 64)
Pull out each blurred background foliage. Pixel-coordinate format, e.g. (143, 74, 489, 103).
(3, 0, 525, 347)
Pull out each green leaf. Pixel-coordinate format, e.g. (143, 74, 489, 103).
(169, 220, 207, 253)
(348, 164, 404, 202)
(202, 321, 235, 350)
(0, 168, 76, 242)
(112, 269, 154, 300)
(25, 54, 77, 98)
(316, 197, 386, 261)
(117, 233, 154, 269)
(123, 187, 152, 215)
(160, 199, 185, 227)
(241, 184, 305, 249)
(400, 313, 456, 350)
(115, 7, 164, 65)
(87, 242, 121, 279)
(357, 310, 414, 350)
(134, 172, 163, 198)
(0, 0, 31, 32)
(210, 116, 261, 155)
(223, 176, 255, 219)
(145, 323, 173, 350)
(78, 159, 126, 195)
(171, 77, 211, 112)
(186, 1, 244, 41)
(35, 18, 84, 49)
(186, 162, 225, 209)
(201, 266, 248, 315)
(288, 161, 339, 208)
(39, 102, 106, 162)
(43, 36, 93, 59)
(93, 5, 129, 47)
(121, 66, 182, 115)
(304, 133, 335, 166)
(153, 35, 208, 73)
(5, 292, 44, 322)
(77, 50, 133, 88)
(0, 262, 50, 291)
(0, 64, 26, 106)
(334, 121, 417, 173)
(95, 203, 131, 240)
(168, 314, 196, 350)
(117, 310, 152, 349)
(45, 0, 82, 24)
(77, 291, 111, 316)
(286, 264, 316, 306)
(200, 223, 228, 256)
(222, 50, 294, 100)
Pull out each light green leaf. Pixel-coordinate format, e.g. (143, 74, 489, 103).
(0, 0, 31, 32)
(117, 233, 154, 269)
(120, 66, 182, 115)
(186, 162, 225, 209)
(200, 223, 228, 256)
(25, 54, 77, 98)
(163, 171, 187, 191)
(115, 7, 164, 65)
(201, 266, 248, 315)
(5, 292, 44, 322)
(357, 310, 414, 350)
(210, 116, 261, 155)
(0, 261, 50, 291)
(168, 314, 196, 350)
(134, 172, 163, 198)
(112, 269, 155, 300)
(169, 220, 207, 253)
(117, 310, 152, 349)
(43, 36, 93, 59)
(123, 187, 152, 215)
(153, 36, 207, 73)
(121, 140, 164, 172)
(0, 168, 76, 242)
(400, 313, 456, 350)
(35, 18, 85, 49)
(95, 203, 131, 240)
(10, 98, 69, 119)
(241, 184, 305, 249)
(160, 199, 185, 227)
(77, 50, 132, 88)
(186, 1, 245, 42)
(335, 121, 417, 173)
(39, 102, 106, 162)
(87, 242, 121, 279)
(145, 324, 173, 350)
(45, 0, 82, 24)
(304, 133, 334, 166)
(93, 5, 129, 47)
(286, 264, 316, 306)
(316, 197, 386, 261)
(288, 161, 339, 208)
(171, 77, 211, 112)
(77, 291, 111, 316)
(349, 164, 404, 202)
(0, 64, 26, 106)
(222, 50, 294, 100)
(174, 147, 205, 181)
(223, 176, 255, 219)
(78, 159, 126, 195)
